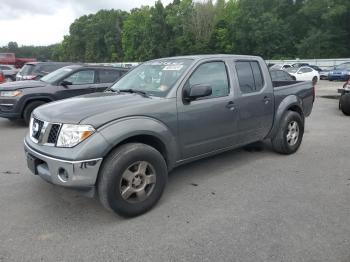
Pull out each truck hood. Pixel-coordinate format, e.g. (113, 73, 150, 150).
(34, 92, 172, 127)
(0, 80, 46, 91)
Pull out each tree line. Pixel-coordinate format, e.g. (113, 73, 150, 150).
(1, 0, 350, 62)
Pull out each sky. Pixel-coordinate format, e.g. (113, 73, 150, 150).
(0, 0, 172, 46)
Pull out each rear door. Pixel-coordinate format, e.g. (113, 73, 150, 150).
(233, 60, 274, 144)
(56, 69, 97, 99)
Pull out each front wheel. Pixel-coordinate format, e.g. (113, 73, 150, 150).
(97, 143, 168, 217)
(272, 111, 304, 154)
(23, 101, 46, 125)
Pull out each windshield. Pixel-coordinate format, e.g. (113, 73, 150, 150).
(41, 67, 73, 84)
(110, 59, 193, 97)
(335, 63, 350, 70)
(19, 64, 35, 76)
(286, 68, 298, 73)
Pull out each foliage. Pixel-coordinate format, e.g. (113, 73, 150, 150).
(1, 0, 350, 62)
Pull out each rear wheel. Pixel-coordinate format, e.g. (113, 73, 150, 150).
(312, 76, 318, 84)
(23, 101, 46, 125)
(98, 143, 168, 217)
(272, 111, 304, 154)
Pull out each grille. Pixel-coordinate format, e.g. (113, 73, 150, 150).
(47, 124, 61, 144)
(32, 118, 44, 140)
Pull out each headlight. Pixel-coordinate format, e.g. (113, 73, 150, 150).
(0, 90, 22, 97)
(56, 124, 95, 148)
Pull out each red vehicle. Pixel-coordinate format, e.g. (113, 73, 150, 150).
(0, 70, 5, 83)
(0, 53, 36, 68)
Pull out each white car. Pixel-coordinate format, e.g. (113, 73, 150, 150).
(270, 64, 293, 70)
(286, 66, 320, 82)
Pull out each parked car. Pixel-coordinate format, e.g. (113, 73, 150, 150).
(270, 64, 293, 70)
(0, 70, 5, 84)
(24, 55, 315, 217)
(16, 62, 73, 81)
(0, 65, 129, 124)
(292, 63, 310, 68)
(319, 66, 334, 80)
(270, 69, 296, 81)
(0, 64, 18, 82)
(286, 66, 319, 82)
(328, 62, 350, 81)
(338, 79, 350, 115)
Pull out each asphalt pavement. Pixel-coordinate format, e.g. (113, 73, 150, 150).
(0, 81, 349, 262)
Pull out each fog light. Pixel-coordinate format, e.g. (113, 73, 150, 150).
(58, 168, 69, 182)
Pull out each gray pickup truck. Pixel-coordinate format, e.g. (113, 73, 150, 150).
(24, 55, 314, 217)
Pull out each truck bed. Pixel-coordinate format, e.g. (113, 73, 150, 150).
(273, 80, 314, 118)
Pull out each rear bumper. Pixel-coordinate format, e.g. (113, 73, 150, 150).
(24, 140, 103, 189)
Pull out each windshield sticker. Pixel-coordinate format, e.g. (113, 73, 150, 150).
(145, 61, 185, 66)
(163, 65, 184, 71)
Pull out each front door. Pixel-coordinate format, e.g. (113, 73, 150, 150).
(177, 61, 239, 159)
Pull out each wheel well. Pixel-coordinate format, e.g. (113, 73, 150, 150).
(110, 135, 168, 165)
(288, 105, 304, 120)
(22, 98, 52, 117)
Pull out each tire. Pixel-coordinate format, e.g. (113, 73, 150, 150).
(339, 97, 342, 110)
(340, 94, 350, 116)
(312, 76, 318, 84)
(272, 111, 304, 154)
(97, 143, 168, 217)
(23, 101, 46, 125)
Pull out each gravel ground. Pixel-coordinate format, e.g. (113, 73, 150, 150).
(0, 80, 349, 262)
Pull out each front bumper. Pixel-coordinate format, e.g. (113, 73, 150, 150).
(0, 97, 21, 119)
(24, 140, 103, 189)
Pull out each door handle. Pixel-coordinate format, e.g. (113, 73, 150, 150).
(263, 96, 271, 104)
(225, 101, 236, 111)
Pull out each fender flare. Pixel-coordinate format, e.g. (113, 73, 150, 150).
(98, 116, 179, 170)
(267, 95, 304, 139)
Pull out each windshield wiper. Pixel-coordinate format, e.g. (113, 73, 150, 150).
(118, 89, 149, 98)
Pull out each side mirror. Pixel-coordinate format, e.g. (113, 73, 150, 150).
(184, 84, 212, 101)
(61, 80, 72, 87)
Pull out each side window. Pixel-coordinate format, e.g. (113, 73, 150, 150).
(236, 61, 256, 93)
(236, 61, 265, 94)
(99, 69, 120, 83)
(65, 70, 95, 85)
(251, 62, 264, 91)
(300, 68, 312, 73)
(188, 62, 229, 98)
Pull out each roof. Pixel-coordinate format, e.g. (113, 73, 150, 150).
(150, 54, 263, 61)
(64, 64, 129, 70)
